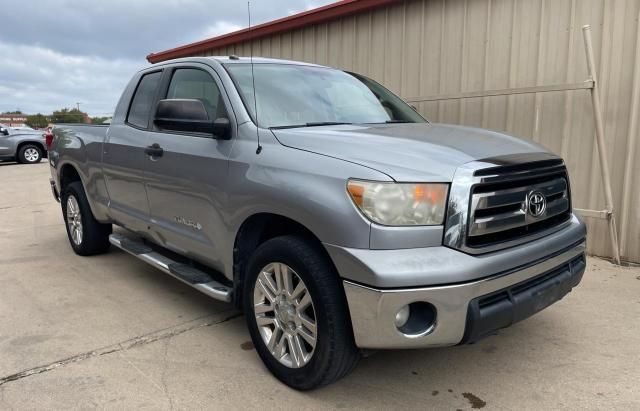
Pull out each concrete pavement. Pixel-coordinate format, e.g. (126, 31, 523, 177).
(0, 161, 638, 410)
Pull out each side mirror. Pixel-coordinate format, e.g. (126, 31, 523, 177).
(0, 128, 8, 136)
(154, 99, 209, 133)
(212, 117, 231, 139)
(154, 99, 212, 134)
(154, 99, 231, 139)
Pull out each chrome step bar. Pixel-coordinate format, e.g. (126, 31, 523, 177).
(109, 233, 232, 303)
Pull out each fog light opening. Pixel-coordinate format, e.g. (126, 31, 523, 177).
(394, 305, 410, 328)
(396, 302, 436, 337)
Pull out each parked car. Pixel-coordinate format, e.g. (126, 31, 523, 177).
(48, 57, 586, 390)
(0, 124, 48, 164)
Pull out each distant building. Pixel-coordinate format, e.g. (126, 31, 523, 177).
(0, 114, 28, 127)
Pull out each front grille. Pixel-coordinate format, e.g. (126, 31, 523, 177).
(466, 160, 571, 249)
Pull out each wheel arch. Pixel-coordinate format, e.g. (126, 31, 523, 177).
(59, 162, 83, 191)
(17, 140, 46, 159)
(57, 162, 105, 222)
(232, 212, 337, 310)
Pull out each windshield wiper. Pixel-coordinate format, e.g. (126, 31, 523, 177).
(270, 122, 352, 130)
(361, 120, 413, 125)
(305, 121, 352, 127)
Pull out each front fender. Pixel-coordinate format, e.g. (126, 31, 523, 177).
(217, 132, 390, 278)
(226, 138, 385, 250)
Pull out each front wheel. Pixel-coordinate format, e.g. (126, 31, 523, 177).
(243, 236, 360, 390)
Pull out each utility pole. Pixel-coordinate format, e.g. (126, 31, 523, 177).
(76, 102, 81, 111)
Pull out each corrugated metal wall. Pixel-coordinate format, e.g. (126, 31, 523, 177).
(198, 0, 640, 263)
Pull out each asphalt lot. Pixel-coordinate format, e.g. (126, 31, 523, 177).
(0, 161, 638, 410)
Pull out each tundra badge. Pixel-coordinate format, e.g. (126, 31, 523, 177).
(174, 216, 202, 230)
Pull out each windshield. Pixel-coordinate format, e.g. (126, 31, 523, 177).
(224, 63, 425, 129)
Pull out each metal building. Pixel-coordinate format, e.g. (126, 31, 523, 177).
(148, 0, 640, 263)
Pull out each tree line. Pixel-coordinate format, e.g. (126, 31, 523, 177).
(2, 109, 110, 128)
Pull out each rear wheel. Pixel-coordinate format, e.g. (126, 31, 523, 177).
(243, 236, 360, 390)
(61, 181, 112, 256)
(17, 144, 42, 164)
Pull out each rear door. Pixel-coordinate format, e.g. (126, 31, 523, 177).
(143, 65, 235, 268)
(102, 70, 162, 232)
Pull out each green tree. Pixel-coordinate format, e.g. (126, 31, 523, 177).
(26, 113, 49, 129)
(50, 108, 85, 124)
(91, 116, 110, 124)
(2, 110, 23, 114)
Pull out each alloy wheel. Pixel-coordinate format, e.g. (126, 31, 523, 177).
(253, 262, 317, 368)
(66, 195, 83, 246)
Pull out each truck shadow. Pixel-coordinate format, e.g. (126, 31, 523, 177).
(303, 312, 569, 409)
(0, 161, 48, 167)
(214, 307, 561, 409)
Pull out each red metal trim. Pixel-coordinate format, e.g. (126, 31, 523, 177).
(147, 0, 400, 63)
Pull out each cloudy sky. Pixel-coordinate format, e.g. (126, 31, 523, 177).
(0, 0, 333, 117)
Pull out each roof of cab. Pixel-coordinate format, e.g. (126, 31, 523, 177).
(210, 56, 326, 66)
(146, 56, 329, 70)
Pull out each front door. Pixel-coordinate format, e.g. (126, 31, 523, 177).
(143, 66, 234, 269)
(102, 70, 162, 232)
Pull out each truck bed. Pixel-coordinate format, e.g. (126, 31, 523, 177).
(51, 123, 109, 175)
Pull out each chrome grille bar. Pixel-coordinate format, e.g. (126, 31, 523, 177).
(444, 153, 573, 254)
(469, 177, 569, 237)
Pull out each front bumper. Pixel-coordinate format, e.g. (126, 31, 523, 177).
(343, 241, 586, 349)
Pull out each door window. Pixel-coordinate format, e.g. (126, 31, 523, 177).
(166, 69, 226, 120)
(127, 71, 162, 129)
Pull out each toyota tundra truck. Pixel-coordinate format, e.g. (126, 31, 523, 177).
(48, 57, 586, 390)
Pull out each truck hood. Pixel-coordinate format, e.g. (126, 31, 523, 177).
(271, 123, 551, 181)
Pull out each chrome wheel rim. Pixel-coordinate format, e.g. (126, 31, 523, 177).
(24, 148, 39, 162)
(66, 196, 83, 246)
(253, 262, 317, 368)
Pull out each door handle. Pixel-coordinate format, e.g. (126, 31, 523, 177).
(144, 143, 164, 157)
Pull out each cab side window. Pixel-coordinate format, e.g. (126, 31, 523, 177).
(127, 71, 162, 129)
(166, 69, 226, 120)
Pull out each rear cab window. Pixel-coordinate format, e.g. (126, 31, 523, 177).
(127, 71, 162, 129)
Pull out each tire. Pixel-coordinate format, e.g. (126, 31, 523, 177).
(60, 181, 112, 256)
(17, 144, 43, 164)
(243, 235, 360, 390)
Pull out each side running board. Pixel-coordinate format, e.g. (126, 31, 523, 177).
(109, 233, 232, 303)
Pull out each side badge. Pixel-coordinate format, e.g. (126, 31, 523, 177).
(174, 216, 202, 231)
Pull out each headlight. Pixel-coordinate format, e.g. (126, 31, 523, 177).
(347, 180, 448, 226)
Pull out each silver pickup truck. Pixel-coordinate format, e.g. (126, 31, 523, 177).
(0, 124, 47, 164)
(49, 57, 586, 390)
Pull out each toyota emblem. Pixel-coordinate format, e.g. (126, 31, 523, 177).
(527, 191, 546, 217)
